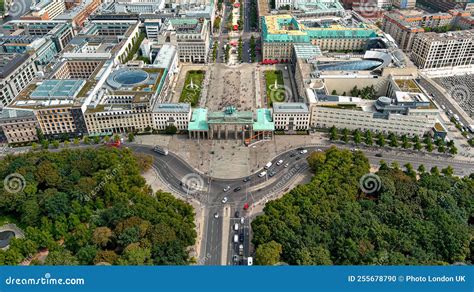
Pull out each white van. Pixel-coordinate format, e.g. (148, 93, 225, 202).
(258, 171, 267, 177)
(233, 234, 239, 243)
(264, 162, 272, 169)
(234, 223, 239, 231)
(247, 257, 253, 266)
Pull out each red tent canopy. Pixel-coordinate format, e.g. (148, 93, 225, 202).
(233, 24, 239, 31)
(234, 3, 240, 8)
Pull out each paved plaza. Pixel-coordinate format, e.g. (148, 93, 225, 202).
(204, 63, 257, 111)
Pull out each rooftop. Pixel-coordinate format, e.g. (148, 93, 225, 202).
(153, 44, 177, 69)
(188, 108, 209, 131)
(207, 106, 254, 124)
(273, 102, 309, 113)
(253, 108, 275, 131)
(9, 79, 88, 109)
(153, 103, 190, 113)
(30, 80, 85, 99)
(56, 0, 97, 20)
(0, 53, 29, 78)
(105, 67, 164, 95)
(262, 15, 379, 43)
(0, 108, 35, 120)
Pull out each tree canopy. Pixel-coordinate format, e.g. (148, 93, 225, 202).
(252, 147, 473, 265)
(0, 148, 196, 265)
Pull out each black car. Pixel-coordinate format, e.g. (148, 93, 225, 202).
(297, 147, 304, 151)
(239, 234, 244, 242)
(243, 177, 251, 182)
(235, 211, 240, 218)
(269, 171, 276, 177)
(289, 153, 296, 158)
(375, 153, 383, 157)
(295, 156, 301, 160)
(234, 186, 242, 192)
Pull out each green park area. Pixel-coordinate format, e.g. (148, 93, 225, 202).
(264, 70, 285, 106)
(0, 148, 196, 265)
(179, 70, 205, 107)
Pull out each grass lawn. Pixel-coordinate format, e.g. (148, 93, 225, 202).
(264, 70, 285, 106)
(179, 70, 205, 107)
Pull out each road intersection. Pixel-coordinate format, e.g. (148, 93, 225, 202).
(130, 143, 473, 266)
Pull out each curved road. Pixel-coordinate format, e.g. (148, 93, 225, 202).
(131, 144, 473, 265)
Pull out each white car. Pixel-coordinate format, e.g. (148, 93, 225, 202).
(284, 163, 289, 168)
(258, 171, 267, 177)
(240, 217, 245, 224)
(264, 162, 273, 169)
(214, 213, 219, 219)
(276, 159, 284, 166)
(222, 197, 228, 204)
(300, 149, 308, 154)
(223, 185, 231, 192)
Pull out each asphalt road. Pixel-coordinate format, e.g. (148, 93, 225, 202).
(418, 77, 471, 129)
(130, 143, 473, 266)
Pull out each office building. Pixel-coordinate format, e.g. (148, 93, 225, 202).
(382, 9, 460, 52)
(275, 0, 345, 18)
(21, 0, 66, 21)
(0, 108, 38, 144)
(273, 102, 310, 131)
(84, 66, 165, 134)
(6, 79, 89, 138)
(417, 0, 473, 12)
(0, 36, 58, 69)
(152, 103, 191, 131)
(411, 30, 474, 69)
(392, 0, 417, 9)
(55, 0, 102, 27)
(158, 18, 210, 63)
(261, 14, 380, 60)
(0, 53, 38, 108)
(1, 20, 75, 52)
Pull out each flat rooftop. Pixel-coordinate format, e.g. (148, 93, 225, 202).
(0, 108, 35, 120)
(0, 53, 29, 78)
(30, 80, 85, 99)
(153, 103, 190, 113)
(253, 108, 275, 131)
(188, 108, 209, 131)
(273, 102, 309, 113)
(262, 14, 379, 43)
